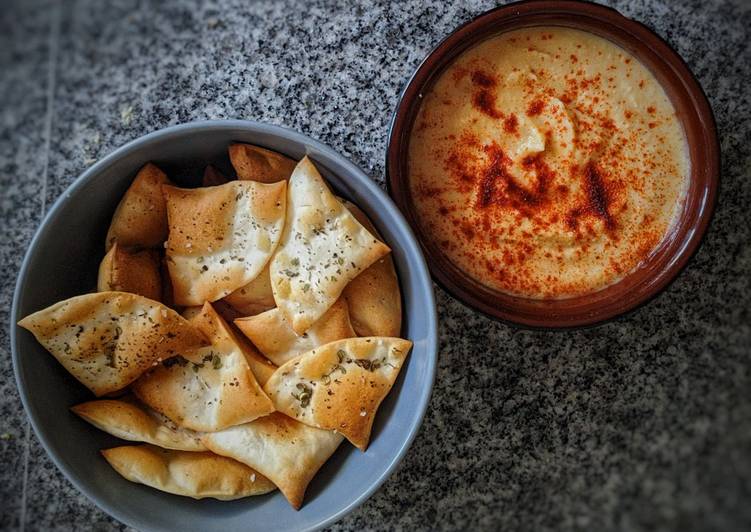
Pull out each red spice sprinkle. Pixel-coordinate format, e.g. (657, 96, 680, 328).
(503, 114, 519, 134)
(409, 29, 686, 299)
(452, 67, 469, 84)
(526, 99, 545, 116)
(476, 145, 507, 207)
(472, 143, 553, 210)
(460, 223, 475, 240)
(471, 70, 496, 88)
(567, 162, 615, 231)
(470, 70, 504, 119)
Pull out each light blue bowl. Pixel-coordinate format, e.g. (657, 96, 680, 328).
(11, 120, 438, 531)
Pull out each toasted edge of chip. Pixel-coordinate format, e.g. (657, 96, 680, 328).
(223, 264, 275, 316)
(340, 200, 402, 337)
(202, 164, 231, 187)
(97, 243, 162, 302)
(106, 163, 172, 251)
(71, 397, 206, 451)
(201, 413, 343, 508)
(234, 298, 356, 367)
(101, 444, 276, 500)
(229, 143, 296, 183)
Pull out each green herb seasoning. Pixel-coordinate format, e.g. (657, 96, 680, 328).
(292, 382, 313, 408)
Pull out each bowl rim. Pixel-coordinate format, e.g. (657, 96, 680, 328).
(11, 119, 439, 531)
(386, 0, 720, 329)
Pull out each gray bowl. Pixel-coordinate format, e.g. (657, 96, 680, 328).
(11, 120, 438, 531)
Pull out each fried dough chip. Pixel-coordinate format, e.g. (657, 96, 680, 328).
(202, 164, 230, 187)
(270, 157, 390, 334)
(182, 304, 277, 385)
(180, 306, 203, 321)
(97, 243, 162, 301)
(18, 292, 208, 396)
(163, 180, 286, 306)
(341, 201, 402, 337)
(264, 337, 412, 451)
(132, 302, 274, 431)
(230, 330, 277, 387)
(202, 413, 343, 509)
(72, 397, 206, 451)
(102, 445, 275, 500)
(106, 163, 171, 251)
(191, 301, 277, 386)
(234, 298, 356, 367)
(212, 299, 244, 322)
(229, 143, 296, 183)
(159, 254, 176, 308)
(223, 264, 276, 316)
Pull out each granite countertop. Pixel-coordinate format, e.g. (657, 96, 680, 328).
(1, 0, 749, 530)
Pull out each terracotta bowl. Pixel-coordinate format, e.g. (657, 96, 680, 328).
(386, 0, 719, 328)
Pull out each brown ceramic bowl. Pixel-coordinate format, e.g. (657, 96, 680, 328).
(386, 0, 719, 328)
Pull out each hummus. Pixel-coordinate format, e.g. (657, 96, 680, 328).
(408, 27, 689, 298)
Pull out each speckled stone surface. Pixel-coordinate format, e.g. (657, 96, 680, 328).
(1, 0, 749, 530)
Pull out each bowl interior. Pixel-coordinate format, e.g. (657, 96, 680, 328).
(12, 121, 437, 531)
(387, 0, 719, 328)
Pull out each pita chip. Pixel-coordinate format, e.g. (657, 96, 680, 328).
(72, 397, 206, 451)
(163, 180, 286, 306)
(340, 201, 402, 337)
(180, 306, 203, 321)
(106, 163, 171, 251)
(102, 445, 275, 500)
(202, 164, 230, 187)
(182, 304, 277, 386)
(97, 243, 162, 302)
(193, 301, 277, 386)
(132, 302, 274, 431)
(234, 298, 356, 367)
(230, 330, 277, 387)
(17, 292, 208, 396)
(159, 254, 176, 308)
(223, 264, 275, 316)
(202, 413, 343, 509)
(264, 337, 412, 451)
(229, 143, 296, 183)
(270, 157, 390, 334)
(185, 300, 242, 324)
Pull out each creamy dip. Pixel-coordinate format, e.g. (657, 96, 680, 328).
(408, 27, 689, 299)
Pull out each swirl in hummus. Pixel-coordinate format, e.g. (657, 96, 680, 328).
(408, 27, 690, 298)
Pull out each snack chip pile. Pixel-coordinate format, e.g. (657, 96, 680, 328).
(19, 145, 410, 509)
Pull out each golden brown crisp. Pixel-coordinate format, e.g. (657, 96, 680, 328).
(18, 292, 208, 396)
(102, 445, 275, 499)
(229, 143, 296, 183)
(105, 163, 172, 251)
(97, 243, 162, 301)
